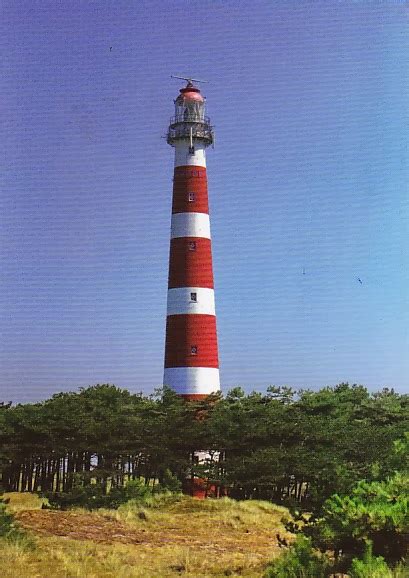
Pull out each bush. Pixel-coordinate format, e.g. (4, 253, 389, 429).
(157, 469, 182, 493)
(350, 549, 392, 578)
(44, 478, 143, 510)
(0, 497, 34, 548)
(305, 472, 409, 566)
(125, 491, 184, 510)
(0, 500, 15, 538)
(123, 479, 151, 501)
(44, 477, 180, 511)
(349, 543, 409, 578)
(264, 535, 331, 578)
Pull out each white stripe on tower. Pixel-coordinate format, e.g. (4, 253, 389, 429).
(164, 81, 220, 400)
(163, 367, 220, 395)
(174, 141, 206, 168)
(170, 212, 211, 239)
(167, 287, 215, 316)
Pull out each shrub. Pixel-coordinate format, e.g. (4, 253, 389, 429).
(264, 535, 331, 578)
(0, 497, 34, 548)
(44, 477, 180, 511)
(45, 480, 136, 510)
(123, 479, 151, 501)
(157, 469, 182, 493)
(350, 548, 392, 578)
(306, 472, 409, 566)
(349, 542, 409, 578)
(0, 500, 14, 538)
(125, 490, 184, 510)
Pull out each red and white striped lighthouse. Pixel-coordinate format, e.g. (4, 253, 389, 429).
(164, 79, 220, 400)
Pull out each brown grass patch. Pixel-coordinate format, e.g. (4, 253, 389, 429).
(3, 495, 292, 577)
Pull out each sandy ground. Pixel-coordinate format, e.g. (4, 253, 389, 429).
(15, 508, 286, 557)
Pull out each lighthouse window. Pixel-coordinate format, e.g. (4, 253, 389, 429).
(191, 345, 198, 355)
(188, 241, 196, 251)
(188, 192, 195, 202)
(190, 292, 197, 302)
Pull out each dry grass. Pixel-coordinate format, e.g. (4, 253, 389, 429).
(3, 491, 47, 512)
(1, 493, 291, 577)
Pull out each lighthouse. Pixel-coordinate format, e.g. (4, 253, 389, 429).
(164, 79, 220, 400)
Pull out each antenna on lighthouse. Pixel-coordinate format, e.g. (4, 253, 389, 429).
(171, 75, 208, 85)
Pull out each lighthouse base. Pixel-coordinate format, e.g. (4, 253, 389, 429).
(183, 477, 225, 499)
(183, 450, 226, 499)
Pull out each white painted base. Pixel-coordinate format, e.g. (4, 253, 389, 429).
(163, 366, 220, 395)
(167, 287, 215, 315)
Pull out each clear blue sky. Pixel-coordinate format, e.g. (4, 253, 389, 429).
(1, 1, 408, 402)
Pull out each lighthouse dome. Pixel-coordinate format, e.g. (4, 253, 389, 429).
(177, 85, 204, 103)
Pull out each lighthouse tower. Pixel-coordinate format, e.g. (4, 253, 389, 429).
(164, 79, 220, 400)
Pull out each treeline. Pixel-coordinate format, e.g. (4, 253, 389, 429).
(0, 383, 407, 509)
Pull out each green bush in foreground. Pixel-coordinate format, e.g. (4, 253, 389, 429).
(264, 535, 331, 578)
(349, 543, 408, 578)
(279, 458, 408, 576)
(0, 501, 14, 538)
(0, 497, 34, 548)
(349, 545, 392, 578)
(307, 471, 408, 567)
(265, 536, 408, 578)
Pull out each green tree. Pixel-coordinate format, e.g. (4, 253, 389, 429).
(264, 535, 331, 578)
(298, 469, 408, 573)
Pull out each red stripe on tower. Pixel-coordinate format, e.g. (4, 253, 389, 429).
(172, 166, 209, 214)
(164, 80, 220, 400)
(165, 315, 219, 367)
(168, 238, 214, 289)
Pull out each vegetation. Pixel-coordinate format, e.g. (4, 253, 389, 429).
(308, 472, 408, 565)
(44, 477, 147, 510)
(264, 535, 331, 577)
(275, 433, 409, 576)
(349, 543, 407, 578)
(0, 382, 407, 576)
(0, 495, 33, 550)
(42, 472, 182, 511)
(1, 383, 407, 508)
(0, 498, 15, 538)
(0, 493, 289, 577)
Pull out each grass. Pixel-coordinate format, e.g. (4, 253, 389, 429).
(1, 492, 291, 577)
(3, 491, 48, 512)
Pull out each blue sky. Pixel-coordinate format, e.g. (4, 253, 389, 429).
(1, 1, 408, 402)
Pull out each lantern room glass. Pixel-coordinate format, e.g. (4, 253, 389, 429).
(174, 97, 205, 124)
